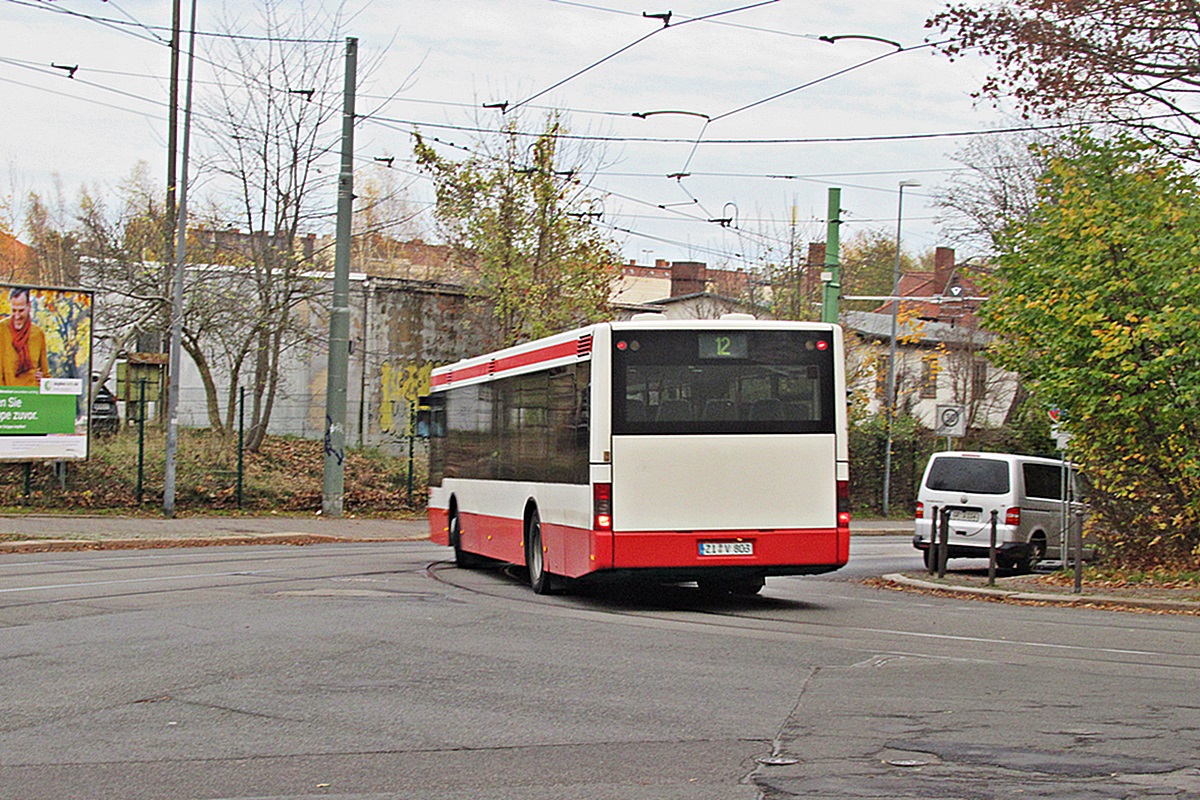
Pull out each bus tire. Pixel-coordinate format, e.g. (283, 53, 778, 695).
(728, 577, 766, 596)
(450, 507, 485, 569)
(697, 576, 764, 596)
(525, 508, 556, 594)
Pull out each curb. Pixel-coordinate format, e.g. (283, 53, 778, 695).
(884, 572, 1200, 612)
(0, 533, 421, 553)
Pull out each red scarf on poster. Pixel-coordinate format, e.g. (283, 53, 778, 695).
(9, 316, 33, 377)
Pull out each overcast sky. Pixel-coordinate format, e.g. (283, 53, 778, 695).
(1, 0, 1011, 269)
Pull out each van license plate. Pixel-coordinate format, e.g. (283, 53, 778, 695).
(950, 509, 981, 522)
(699, 542, 753, 556)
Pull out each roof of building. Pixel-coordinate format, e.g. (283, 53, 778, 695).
(843, 309, 995, 348)
(0, 231, 38, 283)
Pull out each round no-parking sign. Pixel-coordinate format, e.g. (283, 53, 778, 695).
(935, 404, 967, 437)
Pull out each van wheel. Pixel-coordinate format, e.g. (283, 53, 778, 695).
(525, 509, 556, 594)
(1013, 537, 1047, 574)
(450, 508, 485, 568)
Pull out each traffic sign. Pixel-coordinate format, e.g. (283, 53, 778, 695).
(934, 404, 967, 438)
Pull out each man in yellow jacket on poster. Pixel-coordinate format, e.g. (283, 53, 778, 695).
(0, 287, 50, 387)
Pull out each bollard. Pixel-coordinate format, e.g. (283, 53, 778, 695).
(237, 386, 245, 509)
(136, 378, 147, 505)
(937, 507, 949, 578)
(927, 505, 939, 575)
(987, 509, 998, 586)
(1073, 509, 1084, 594)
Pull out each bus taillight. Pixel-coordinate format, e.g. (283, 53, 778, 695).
(837, 480, 851, 528)
(594, 482, 612, 531)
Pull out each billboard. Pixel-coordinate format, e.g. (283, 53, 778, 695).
(0, 284, 94, 461)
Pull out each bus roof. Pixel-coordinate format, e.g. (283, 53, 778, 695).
(429, 318, 842, 390)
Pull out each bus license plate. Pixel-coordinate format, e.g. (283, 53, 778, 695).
(699, 541, 753, 556)
(950, 509, 981, 522)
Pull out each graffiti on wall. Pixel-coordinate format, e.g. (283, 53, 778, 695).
(379, 360, 435, 437)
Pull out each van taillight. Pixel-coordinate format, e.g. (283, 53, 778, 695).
(916, 501, 925, 519)
(594, 482, 612, 531)
(837, 480, 851, 528)
(1005, 507, 1021, 526)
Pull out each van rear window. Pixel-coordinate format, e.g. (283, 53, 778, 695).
(925, 457, 1010, 494)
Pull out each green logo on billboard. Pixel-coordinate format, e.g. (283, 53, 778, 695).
(0, 386, 76, 435)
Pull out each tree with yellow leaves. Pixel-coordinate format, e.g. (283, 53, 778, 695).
(983, 135, 1200, 566)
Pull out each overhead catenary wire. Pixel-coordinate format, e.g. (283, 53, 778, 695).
(360, 112, 1125, 146)
(502, 0, 780, 114)
(2, 0, 342, 43)
(1, 0, 1049, 270)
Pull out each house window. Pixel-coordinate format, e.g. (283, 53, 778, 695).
(920, 357, 938, 399)
(971, 362, 988, 401)
(875, 354, 891, 401)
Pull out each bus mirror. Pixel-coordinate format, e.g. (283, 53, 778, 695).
(416, 394, 446, 438)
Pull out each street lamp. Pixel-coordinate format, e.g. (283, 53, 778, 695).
(881, 179, 920, 516)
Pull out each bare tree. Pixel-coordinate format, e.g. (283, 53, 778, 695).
(191, 0, 355, 450)
(74, 163, 171, 388)
(24, 178, 81, 287)
(928, 1, 1200, 161)
(931, 128, 1070, 253)
(351, 163, 426, 277)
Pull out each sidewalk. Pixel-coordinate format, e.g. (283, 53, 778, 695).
(883, 570, 1200, 613)
(0, 513, 429, 553)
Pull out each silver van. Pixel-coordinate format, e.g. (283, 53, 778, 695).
(913, 451, 1085, 572)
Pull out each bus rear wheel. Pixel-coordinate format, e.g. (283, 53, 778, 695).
(698, 576, 765, 596)
(450, 508, 485, 569)
(525, 509, 557, 594)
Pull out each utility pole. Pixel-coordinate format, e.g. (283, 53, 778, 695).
(881, 179, 920, 516)
(163, 0, 197, 518)
(165, 0, 180, 259)
(821, 188, 842, 324)
(322, 37, 358, 518)
(159, 0, 181, 429)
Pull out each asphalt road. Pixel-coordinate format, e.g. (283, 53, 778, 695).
(1, 536, 1197, 800)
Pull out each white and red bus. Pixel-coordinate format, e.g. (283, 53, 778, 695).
(425, 316, 850, 594)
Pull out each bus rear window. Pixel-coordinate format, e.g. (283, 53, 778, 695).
(613, 329, 835, 435)
(925, 457, 1010, 494)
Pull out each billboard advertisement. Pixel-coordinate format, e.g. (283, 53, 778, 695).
(0, 284, 94, 461)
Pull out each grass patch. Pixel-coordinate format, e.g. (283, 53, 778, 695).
(0, 428, 424, 515)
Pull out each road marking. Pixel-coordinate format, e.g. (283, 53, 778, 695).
(0, 568, 288, 594)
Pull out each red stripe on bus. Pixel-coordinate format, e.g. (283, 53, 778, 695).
(492, 340, 580, 374)
(432, 338, 587, 386)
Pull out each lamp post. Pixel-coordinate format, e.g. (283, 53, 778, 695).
(881, 179, 920, 516)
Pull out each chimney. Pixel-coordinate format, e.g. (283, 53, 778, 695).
(670, 261, 707, 297)
(933, 246, 955, 293)
(655, 259, 669, 269)
(805, 243, 826, 300)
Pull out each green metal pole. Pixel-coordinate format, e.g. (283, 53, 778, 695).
(137, 378, 147, 505)
(237, 385, 245, 509)
(821, 187, 842, 324)
(407, 402, 415, 504)
(322, 37, 357, 517)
